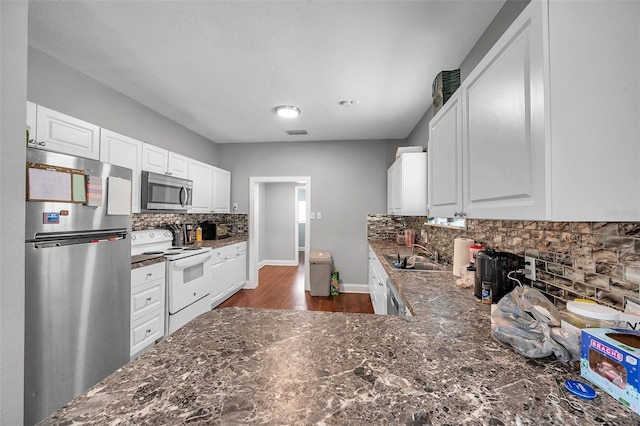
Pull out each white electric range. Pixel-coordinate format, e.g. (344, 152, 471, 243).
(131, 229, 212, 335)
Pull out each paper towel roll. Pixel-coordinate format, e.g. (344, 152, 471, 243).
(453, 238, 474, 277)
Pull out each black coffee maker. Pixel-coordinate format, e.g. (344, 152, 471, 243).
(474, 249, 523, 302)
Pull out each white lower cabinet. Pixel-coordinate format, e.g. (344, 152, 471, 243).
(210, 242, 247, 308)
(368, 246, 387, 315)
(130, 262, 165, 358)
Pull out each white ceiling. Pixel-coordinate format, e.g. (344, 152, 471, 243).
(28, 0, 505, 144)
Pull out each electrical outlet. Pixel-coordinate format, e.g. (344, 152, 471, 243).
(310, 212, 315, 220)
(524, 256, 536, 281)
(232, 203, 238, 211)
(316, 211, 322, 220)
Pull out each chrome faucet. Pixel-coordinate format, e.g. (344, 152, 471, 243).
(412, 244, 438, 262)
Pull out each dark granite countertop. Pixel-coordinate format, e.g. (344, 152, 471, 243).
(42, 240, 637, 425)
(130, 236, 248, 270)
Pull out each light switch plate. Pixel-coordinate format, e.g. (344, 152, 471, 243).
(317, 212, 322, 220)
(310, 212, 315, 220)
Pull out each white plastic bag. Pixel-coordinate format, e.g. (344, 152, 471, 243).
(490, 286, 572, 362)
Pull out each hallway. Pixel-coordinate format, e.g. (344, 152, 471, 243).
(216, 253, 374, 313)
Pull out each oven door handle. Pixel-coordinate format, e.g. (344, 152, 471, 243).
(179, 186, 187, 207)
(171, 253, 211, 269)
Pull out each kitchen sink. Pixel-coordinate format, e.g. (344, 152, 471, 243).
(383, 254, 451, 272)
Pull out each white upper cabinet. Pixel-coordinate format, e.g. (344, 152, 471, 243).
(28, 104, 101, 160)
(429, 0, 640, 221)
(211, 167, 231, 213)
(141, 143, 168, 174)
(387, 152, 427, 216)
(386, 168, 394, 214)
(168, 152, 189, 179)
(141, 143, 189, 179)
(188, 159, 213, 213)
(428, 91, 463, 218)
(25, 102, 232, 212)
(461, 2, 546, 220)
(26, 101, 37, 141)
(99, 129, 143, 213)
(545, 1, 640, 221)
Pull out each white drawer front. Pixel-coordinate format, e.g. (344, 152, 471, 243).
(211, 249, 227, 264)
(131, 278, 165, 322)
(232, 241, 247, 252)
(131, 262, 165, 287)
(130, 310, 164, 357)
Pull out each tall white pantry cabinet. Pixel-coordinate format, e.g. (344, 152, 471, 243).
(428, 0, 640, 222)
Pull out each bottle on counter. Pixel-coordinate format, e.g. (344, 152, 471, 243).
(195, 225, 202, 242)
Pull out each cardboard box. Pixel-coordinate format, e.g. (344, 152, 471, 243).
(581, 328, 640, 415)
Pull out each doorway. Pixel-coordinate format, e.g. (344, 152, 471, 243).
(248, 176, 311, 291)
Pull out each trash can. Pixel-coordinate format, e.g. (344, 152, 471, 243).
(309, 251, 332, 296)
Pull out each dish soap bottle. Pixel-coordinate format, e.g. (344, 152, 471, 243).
(195, 225, 202, 242)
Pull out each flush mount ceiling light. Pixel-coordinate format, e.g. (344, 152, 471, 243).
(274, 105, 301, 118)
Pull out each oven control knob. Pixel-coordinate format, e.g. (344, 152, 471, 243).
(131, 235, 136, 241)
(150, 232, 154, 238)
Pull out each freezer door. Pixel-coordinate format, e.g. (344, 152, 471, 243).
(24, 235, 130, 425)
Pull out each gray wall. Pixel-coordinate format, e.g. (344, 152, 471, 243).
(219, 139, 402, 285)
(458, 0, 531, 83)
(406, 0, 530, 149)
(1, 3, 28, 424)
(264, 183, 297, 262)
(27, 48, 220, 165)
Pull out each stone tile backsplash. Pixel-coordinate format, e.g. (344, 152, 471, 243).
(132, 212, 248, 235)
(367, 214, 640, 312)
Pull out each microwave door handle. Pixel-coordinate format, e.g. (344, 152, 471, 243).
(179, 186, 186, 207)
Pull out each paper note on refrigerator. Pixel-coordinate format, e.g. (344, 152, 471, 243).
(85, 175, 102, 207)
(71, 173, 86, 203)
(106, 177, 131, 215)
(27, 167, 72, 202)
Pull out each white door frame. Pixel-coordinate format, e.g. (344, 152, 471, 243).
(248, 176, 311, 290)
(294, 185, 306, 264)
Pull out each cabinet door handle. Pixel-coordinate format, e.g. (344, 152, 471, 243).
(146, 329, 152, 334)
(146, 273, 153, 278)
(146, 297, 152, 302)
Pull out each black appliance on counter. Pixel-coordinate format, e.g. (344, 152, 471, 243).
(200, 221, 230, 240)
(474, 249, 523, 302)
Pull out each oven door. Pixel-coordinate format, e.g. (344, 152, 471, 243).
(167, 252, 212, 314)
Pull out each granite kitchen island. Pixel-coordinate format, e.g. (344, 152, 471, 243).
(41, 243, 637, 425)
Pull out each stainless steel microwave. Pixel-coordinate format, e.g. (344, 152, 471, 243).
(141, 171, 193, 211)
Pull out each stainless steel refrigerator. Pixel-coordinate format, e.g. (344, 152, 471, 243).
(24, 148, 132, 425)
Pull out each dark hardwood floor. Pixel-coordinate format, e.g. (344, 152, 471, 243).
(217, 252, 374, 314)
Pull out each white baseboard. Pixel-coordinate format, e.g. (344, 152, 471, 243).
(261, 259, 298, 267)
(340, 283, 369, 294)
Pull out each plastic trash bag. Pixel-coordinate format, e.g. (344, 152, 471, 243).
(491, 286, 572, 362)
